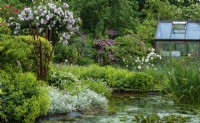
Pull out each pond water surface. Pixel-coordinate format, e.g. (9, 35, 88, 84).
(40, 94, 200, 123)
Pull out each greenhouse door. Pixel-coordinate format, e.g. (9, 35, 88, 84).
(175, 43, 187, 56)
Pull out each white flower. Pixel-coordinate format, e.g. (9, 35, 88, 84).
(40, 18, 47, 24)
(36, 16, 39, 20)
(142, 57, 144, 62)
(9, 17, 13, 20)
(63, 3, 69, 9)
(10, 22, 14, 25)
(60, 37, 63, 41)
(67, 25, 72, 30)
(14, 31, 18, 34)
(34, 10, 38, 14)
(138, 66, 142, 70)
(151, 48, 155, 52)
(46, 15, 50, 20)
(145, 59, 149, 63)
(63, 40, 68, 45)
(54, 8, 58, 13)
(150, 52, 154, 56)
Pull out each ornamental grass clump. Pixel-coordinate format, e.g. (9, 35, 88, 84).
(8, 1, 78, 81)
(166, 59, 200, 104)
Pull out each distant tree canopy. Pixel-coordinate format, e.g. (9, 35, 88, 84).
(1, 0, 200, 43)
(68, 0, 140, 38)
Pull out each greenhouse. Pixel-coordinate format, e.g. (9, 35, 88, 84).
(155, 21, 200, 57)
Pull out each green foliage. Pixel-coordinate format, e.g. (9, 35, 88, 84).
(142, 0, 181, 20)
(0, 34, 32, 72)
(165, 59, 200, 104)
(132, 113, 190, 123)
(181, 4, 200, 20)
(48, 70, 79, 90)
(54, 36, 95, 65)
(81, 79, 112, 97)
(48, 69, 111, 97)
(0, 34, 53, 77)
(0, 71, 50, 123)
(113, 36, 148, 69)
(136, 19, 157, 44)
(16, 35, 53, 73)
(143, 67, 169, 89)
(69, 0, 139, 37)
(54, 43, 79, 64)
(133, 72, 153, 90)
(0, 24, 11, 35)
(54, 64, 154, 90)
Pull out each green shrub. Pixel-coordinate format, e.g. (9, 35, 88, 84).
(0, 24, 11, 35)
(48, 68, 111, 97)
(0, 35, 32, 72)
(0, 34, 53, 77)
(81, 79, 112, 97)
(113, 35, 148, 69)
(54, 36, 95, 65)
(0, 71, 50, 123)
(16, 35, 53, 74)
(54, 64, 154, 90)
(105, 66, 153, 90)
(54, 43, 79, 64)
(133, 72, 153, 90)
(48, 70, 79, 90)
(143, 67, 169, 89)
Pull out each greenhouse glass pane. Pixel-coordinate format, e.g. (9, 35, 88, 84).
(188, 42, 200, 56)
(171, 30, 185, 39)
(186, 23, 200, 39)
(155, 23, 172, 39)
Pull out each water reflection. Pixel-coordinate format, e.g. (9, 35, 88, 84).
(40, 94, 200, 123)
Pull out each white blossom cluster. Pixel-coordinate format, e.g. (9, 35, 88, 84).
(134, 48, 162, 70)
(48, 87, 108, 115)
(8, 2, 78, 44)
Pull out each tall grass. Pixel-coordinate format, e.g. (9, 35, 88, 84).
(166, 59, 200, 104)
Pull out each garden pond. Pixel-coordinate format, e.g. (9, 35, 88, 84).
(39, 94, 200, 123)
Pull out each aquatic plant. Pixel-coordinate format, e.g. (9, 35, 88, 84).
(132, 113, 191, 123)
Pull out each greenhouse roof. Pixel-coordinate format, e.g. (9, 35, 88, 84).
(155, 21, 200, 40)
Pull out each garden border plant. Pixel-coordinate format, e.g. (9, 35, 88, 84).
(8, 1, 78, 80)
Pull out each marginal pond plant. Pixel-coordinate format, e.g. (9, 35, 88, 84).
(166, 58, 200, 104)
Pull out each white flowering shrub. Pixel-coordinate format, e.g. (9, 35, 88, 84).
(134, 48, 162, 71)
(8, 1, 78, 80)
(48, 86, 108, 115)
(8, 2, 78, 44)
